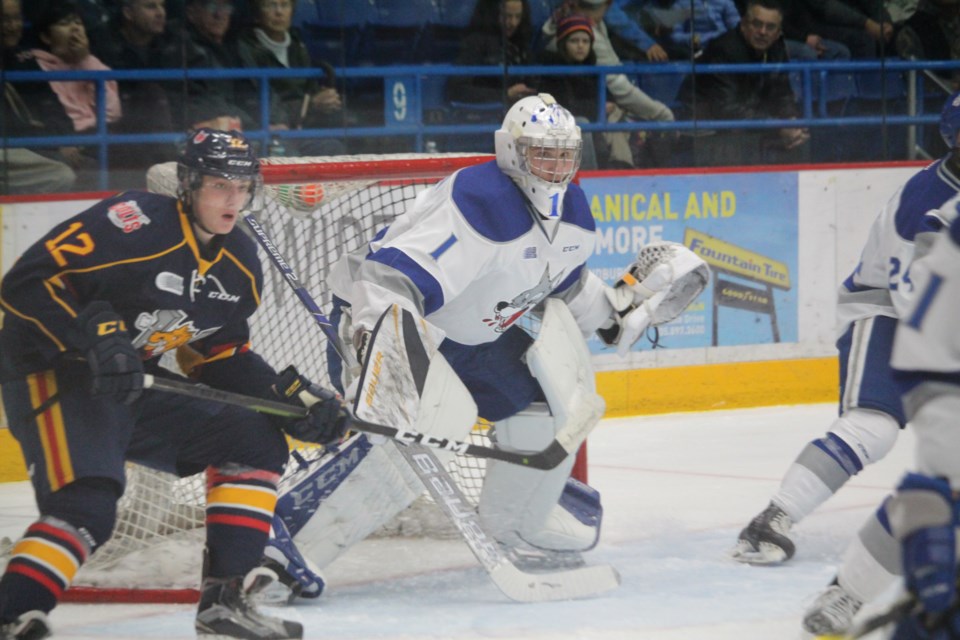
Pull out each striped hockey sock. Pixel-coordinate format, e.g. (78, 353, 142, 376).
(205, 464, 280, 579)
(0, 517, 90, 621)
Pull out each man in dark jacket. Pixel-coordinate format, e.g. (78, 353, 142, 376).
(680, 0, 810, 166)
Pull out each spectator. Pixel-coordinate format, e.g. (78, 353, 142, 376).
(236, 0, 346, 156)
(679, 0, 810, 165)
(777, 0, 852, 60)
(30, 0, 122, 188)
(543, 0, 675, 165)
(99, 0, 179, 185)
(779, 0, 893, 58)
(598, 0, 673, 61)
(667, 0, 743, 58)
(893, 0, 960, 86)
(446, 0, 538, 106)
(538, 14, 625, 168)
(181, 0, 281, 131)
(0, 0, 76, 194)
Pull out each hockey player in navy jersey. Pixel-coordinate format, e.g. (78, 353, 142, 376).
(0, 129, 349, 640)
(253, 94, 710, 602)
(728, 93, 960, 636)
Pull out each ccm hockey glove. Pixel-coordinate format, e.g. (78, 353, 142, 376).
(273, 366, 351, 446)
(76, 301, 144, 405)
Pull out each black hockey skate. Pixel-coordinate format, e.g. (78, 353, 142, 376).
(730, 501, 795, 565)
(0, 611, 51, 640)
(195, 568, 303, 639)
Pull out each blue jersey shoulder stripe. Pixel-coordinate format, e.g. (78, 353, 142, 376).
(452, 162, 532, 242)
(368, 247, 445, 315)
(562, 184, 594, 233)
(452, 161, 595, 240)
(892, 159, 959, 239)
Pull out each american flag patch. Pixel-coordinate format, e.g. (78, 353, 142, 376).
(523, 247, 537, 259)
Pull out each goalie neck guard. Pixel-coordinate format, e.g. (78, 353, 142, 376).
(494, 93, 582, 220)
(177, 128, 263, 235)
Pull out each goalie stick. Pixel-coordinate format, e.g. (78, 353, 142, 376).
(141, 374, 570, 470)
(240, 211, 619, 602)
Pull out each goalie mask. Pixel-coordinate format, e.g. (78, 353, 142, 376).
(495, 93, 582, 219)
(177, 128, 263, 231)
(941, 91, 960, 150)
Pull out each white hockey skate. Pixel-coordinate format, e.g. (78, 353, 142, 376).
(801, 583, 863, 637)
(730, 502, 796, 565)
(195, 568, 303, 639)
(0, 611, 51, 640)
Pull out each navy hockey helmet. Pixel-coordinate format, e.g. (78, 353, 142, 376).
(940, 91, 960, 150)
(177, 129, 262, 228)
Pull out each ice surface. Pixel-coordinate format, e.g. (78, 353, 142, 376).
(0, 403, 914, 639)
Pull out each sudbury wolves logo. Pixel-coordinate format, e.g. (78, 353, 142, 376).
(132, 309, 221, 358)
(482, 266, 566, 333)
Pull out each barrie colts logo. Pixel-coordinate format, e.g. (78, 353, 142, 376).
(107, 200, 151, 233)
(132, 309, 220, 358)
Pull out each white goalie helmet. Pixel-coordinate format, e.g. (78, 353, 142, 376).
(495, 93, 583, 219)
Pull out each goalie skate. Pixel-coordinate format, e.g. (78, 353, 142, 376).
(0, 611, 50, 640)
(801, 584, 862, 637)
(196, 568, 303, 639)
(730, 502, 796, 565)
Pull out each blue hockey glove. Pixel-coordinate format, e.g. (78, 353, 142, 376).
(76, 302, 144, 405)
(273, 366, 351, 446)
(891, 474, 960, 618)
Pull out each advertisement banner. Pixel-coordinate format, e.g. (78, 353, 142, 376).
(582, 172, 799, 352)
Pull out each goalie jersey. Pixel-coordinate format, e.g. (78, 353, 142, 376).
(329, 160, 611, 345)
(836, 158, 960, 337)
(0, 190, 279, 395)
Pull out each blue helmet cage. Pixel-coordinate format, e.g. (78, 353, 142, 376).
(177, 128, 262, 213)
(940, 92, 960, 150)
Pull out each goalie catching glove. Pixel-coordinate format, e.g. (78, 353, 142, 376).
(597, 241, 709, 357)
(75, 301, 145, 405)
(273, 366, 351, 446)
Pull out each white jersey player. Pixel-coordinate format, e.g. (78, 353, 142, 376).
(877, 193, 960, 640)
(731, 92, 960, 576)
(255, 94, 709, 602)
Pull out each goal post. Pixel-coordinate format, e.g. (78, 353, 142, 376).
(44, 153, 588, 603)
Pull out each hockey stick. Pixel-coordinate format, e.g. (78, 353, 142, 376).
(241, 212, 619, 601)
(393, 444, 620, 602)
(141, 374, 568, 470)
(845, 594, 919, 639)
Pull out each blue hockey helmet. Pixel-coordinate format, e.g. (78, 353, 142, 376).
(940, 91, 960, 150)
(177, 128, 262, 223)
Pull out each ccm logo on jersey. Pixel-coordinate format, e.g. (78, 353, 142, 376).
(108, 201, 151, 233)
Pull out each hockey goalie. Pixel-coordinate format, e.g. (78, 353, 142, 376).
(260, 94, 710, 602)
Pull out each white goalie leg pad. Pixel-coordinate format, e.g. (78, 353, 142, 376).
(286, 436, 424, 571)
(479, 299, 605, 552)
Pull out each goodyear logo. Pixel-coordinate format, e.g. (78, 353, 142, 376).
(685, 228, 791, 289)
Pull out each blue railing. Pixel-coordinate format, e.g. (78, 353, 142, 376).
(2, 58, 958, 190)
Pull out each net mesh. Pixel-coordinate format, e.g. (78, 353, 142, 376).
(65, 153, 497, 592)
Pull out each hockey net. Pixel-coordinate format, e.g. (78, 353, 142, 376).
(3, 153, 589, 603)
